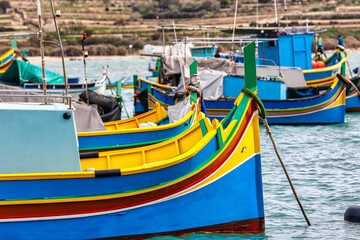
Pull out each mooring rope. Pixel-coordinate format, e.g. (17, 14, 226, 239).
(346, 59, 354, 78)
(337, 73, 360, 98)
(241, 87, 311, 227)
(120, 97, 130, 119)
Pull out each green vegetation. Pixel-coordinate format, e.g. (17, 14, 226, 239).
(134, 0, 220, 19)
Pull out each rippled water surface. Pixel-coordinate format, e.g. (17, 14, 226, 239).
(35, 53, 360, 239)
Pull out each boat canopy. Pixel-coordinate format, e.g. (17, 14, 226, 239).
(0, 59, 64, 86)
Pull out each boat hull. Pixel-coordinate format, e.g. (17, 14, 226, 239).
(0, 153, 263, 240)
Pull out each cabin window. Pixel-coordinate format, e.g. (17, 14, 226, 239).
(192, 50, 196, 55)
(207, 49, 211, 54)
(269, 41, 276, 47)
(198, 49, 201, 54)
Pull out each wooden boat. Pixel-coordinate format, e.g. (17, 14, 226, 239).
(0, 59, 106, 97)
(0, 49, 16, 75)
(78, 91, 200, 152)
(261, 78, 345, 124)
(257, 29, 347, 86)
(0, 42, 264, 239)
(135, 70, 347, 124)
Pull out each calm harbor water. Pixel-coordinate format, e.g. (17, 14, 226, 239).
(34, 53, 360, 239)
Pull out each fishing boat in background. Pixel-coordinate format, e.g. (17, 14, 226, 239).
(134, 26, 350, 124)
(255, 28, 347, 86)
(0, 49, 17, 75)
(337, 73, 360, 112)
(0, 42, 265, 239)
(0, 59, 107, 97)
(135, 72, 346, 124)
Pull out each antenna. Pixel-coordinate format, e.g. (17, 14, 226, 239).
(49, 0, 69, 102)
(37, 0, 47, 103)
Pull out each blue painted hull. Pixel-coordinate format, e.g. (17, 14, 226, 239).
(346, 93, 360, 112)
(77, 116, 191, 150)
(261, 104, 345, 124)
(0, 154, 263, 240)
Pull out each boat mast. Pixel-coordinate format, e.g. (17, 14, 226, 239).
(49, 0, 69, 102)
(274, 0, 279, 27)
(37, 0, 47, 103)
(231, 0, 239, 52)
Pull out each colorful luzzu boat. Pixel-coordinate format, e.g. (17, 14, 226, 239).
(0, 49, 16, 76)
(0, 42, 264, 239)
(78, 91, 200, 152)
(257, 29, 347, 87)
(0, 59, 107, 97)
(135, 74, 346, 124)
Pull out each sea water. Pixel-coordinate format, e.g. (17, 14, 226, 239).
(35, 53, 360, 239)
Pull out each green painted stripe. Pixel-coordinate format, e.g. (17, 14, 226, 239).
(155, 116, 169, 125)
(199, 119, 208, 136)
(216, 128, 224, 149)
(79, 137, 173, 151)
(324, 52, 337, 65)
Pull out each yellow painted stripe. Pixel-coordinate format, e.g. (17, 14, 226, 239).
(0, 172, 94, 181)
(139, 78, 173, 90)
(78, 104, 195, 136)
(306, 77, 337, 87)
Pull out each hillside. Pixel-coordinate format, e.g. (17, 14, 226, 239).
(2, 0, 360, 56)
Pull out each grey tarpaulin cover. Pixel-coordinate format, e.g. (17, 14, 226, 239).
(232, 64, 307, 88)
(161, 55, 232, 78)
(0, 83, 106, 132)
(161, 56, 229, 100)
(175, 66, 226, 101)
(168, 96, 192, 124)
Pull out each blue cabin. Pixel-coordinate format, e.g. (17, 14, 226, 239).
(191, 46, 218, 58)
(257, 31, 314, 70)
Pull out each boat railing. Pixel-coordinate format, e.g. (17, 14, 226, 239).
(255, 58, 285, 78)
(0, 89, 73, 108)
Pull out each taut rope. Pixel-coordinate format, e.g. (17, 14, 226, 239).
(242, 87, 311, 227)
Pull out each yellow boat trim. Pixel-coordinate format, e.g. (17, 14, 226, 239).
(122, 84, 134, 89)
(104, 103, 167, 130)
(139, 78, 173, 90)
(81, 115, 216, 173)
(303, 55, 346, 74)
(305, 75, 337, 86)
(0, 172, 94, 181)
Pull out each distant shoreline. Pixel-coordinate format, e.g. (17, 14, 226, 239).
(25, 49, 360, 63)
